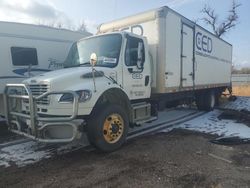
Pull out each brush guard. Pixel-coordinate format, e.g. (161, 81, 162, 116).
(4, 84, 81, 143)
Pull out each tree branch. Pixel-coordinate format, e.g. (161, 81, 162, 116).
(201, 5, 218, 35)
(201, 0, 241, 38)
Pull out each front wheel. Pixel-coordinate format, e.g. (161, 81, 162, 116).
(86, 104, 129, 152)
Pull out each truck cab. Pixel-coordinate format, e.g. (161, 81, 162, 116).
(4, 32, 153, 151)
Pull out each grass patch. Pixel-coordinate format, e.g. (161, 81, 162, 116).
(233, 84, 250, 96)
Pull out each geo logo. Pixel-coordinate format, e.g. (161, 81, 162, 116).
(196, 32, 213, 54)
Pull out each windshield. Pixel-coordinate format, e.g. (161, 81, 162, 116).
(64, 34, 122, 68)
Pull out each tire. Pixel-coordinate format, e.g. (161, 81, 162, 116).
(204, 91, 216, 111)
(215, 92, 221, 106)
(196, 90, 216, 111)
(195, 93, 205, 110)
(87, 104, 129, 152)
(166, 101, 179, 108)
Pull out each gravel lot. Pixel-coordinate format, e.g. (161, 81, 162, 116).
(0, 129, 249, 188)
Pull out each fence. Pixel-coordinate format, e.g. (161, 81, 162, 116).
(232, 74, 250, 86)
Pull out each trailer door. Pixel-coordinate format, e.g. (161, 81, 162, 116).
(181, 24, 194, 88)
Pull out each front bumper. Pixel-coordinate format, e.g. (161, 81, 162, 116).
(4, 84, 83, 143)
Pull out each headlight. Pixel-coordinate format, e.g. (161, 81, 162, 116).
(59, 90, 92, 103)
(77, 90, 92, 102)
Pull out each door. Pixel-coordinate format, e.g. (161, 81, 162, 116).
(181, 24, 194, 88)
(122, 35, 150, 100)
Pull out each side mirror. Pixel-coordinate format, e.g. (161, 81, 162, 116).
(90, 53, 97, 66)
(137, 42, 144, 69)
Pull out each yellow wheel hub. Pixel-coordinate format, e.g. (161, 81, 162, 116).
(103, 113, 124, 144)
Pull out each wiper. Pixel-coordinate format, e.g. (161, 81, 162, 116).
(107, 75, 118, 84)
(80, 61, 91, 66)
(64, 61, 89, 68)
(64, 64, 79, 68)
(93, 68, 123, 89)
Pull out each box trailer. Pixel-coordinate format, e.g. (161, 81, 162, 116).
(4, 7, 232, 151)
(0, 21, 91, 116)
(98, 6, 232, 96)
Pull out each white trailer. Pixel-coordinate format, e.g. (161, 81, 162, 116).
(0, 21, 91, 116)
(98, 7, 232, 96)
(4, 7, 232, 151)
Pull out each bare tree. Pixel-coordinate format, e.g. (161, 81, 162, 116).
(232, 67, 250, 74)
(56, 22, 64, 29)
(77, 20, 88, 32)
(37, 21, 65, 29)
(201, 0, 241, 37)
(36, 20, 89, 32)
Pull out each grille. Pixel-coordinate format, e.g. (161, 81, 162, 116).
(28, 84, 50, 105)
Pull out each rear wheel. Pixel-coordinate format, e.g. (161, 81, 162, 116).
(196, 93, 205, 110)
(204, 91, 216, 111)
(196, 90, 216, 111)
(87, 104, 129, 152)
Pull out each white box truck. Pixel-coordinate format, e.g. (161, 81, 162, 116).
(4, 7, 232, 151)
(0, 21, 91, 116)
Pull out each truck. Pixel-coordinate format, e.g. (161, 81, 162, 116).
(4, 6, 232, 152)
(0, 21, 91, 117)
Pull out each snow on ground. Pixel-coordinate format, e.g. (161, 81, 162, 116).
(220, 96, 250, 112)
(175, 110, 250, 139)
(173, 97, 250, 138)
(1, 97, 250, 168)
(0, 140, 87, 168)
(0, 141, 53, 168)
(171, 96, 250, 138)
(0, 160, 10, 168)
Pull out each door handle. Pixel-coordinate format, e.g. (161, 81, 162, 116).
(128, 68, 133, 73)
(145, 76, 150, 86)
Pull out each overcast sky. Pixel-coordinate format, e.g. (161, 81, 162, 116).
(0, 0, 249, 68)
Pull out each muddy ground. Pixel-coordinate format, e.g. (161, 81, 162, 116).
(0, 129, 249, 188)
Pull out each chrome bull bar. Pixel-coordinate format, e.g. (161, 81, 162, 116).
(3, 84, 80, 143)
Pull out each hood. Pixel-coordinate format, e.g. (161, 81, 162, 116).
(23, 67, 91, 84)
(23, 66, 115, 90)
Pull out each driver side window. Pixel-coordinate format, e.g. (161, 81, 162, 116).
(125, 36, 145, 67)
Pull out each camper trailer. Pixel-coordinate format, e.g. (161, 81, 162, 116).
(0, 21, 91, 116)
(4, 7, 232, 151)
